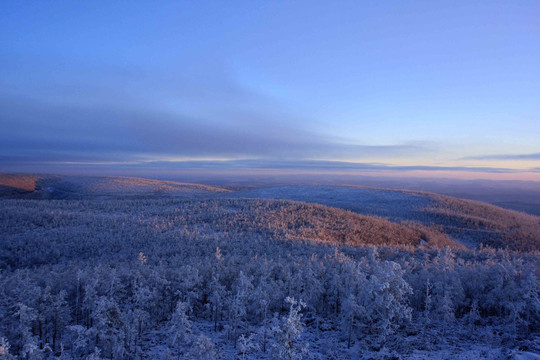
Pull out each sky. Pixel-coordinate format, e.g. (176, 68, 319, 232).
(1, 1, 539, 180)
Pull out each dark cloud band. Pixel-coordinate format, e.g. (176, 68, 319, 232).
(0, 96, 428, 164)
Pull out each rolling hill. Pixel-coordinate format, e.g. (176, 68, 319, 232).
(0, 174, 231, 199)
(1, 174, 538, 359)
(1, 174, 539, 252)
(226, 185, 540, 252)
(0, 197, 463, 269)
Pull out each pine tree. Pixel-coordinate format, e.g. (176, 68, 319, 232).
(466, 299, 480, 331)
(51, 290, 71, 353)
(65, 325, 89, 359)
(423, 279, 433, 326)
(208, 275, 225, 332)
(14, 303, 41, 360)
(0, 337, 15, 360)
(271, 297, 309, 360)
(189, 334, 217, 360)
(237, 333, 259, 360)
(440, 290, 454, 338)
(169, 301, 192, 350)
(227, 271, 253, 346)
(342, 294, 362, 349)
(362, 261, 412, 341)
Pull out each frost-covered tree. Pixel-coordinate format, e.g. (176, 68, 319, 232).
(237, 333, 259, 360)
(0, 337, 15, 360)
(423, 279, 433, 326)
(51, 290, 71, 352)
(175, 265, 202, 313)
(132, 282, 152, 343)
(227, 271, 253, 346)
(342, 293, 363, 349)
(464, 299, 480, 331)
(65, 325, 89, 359)
(169, 301, 192, 350)
(189, 334, 217, 360)
(14, 303, 41, 360)
(90, 296, 124, 359)
(362, 261, 412, 341)
(521, 270, 540, 335)
(271, 297, 309, 360)
(208, 275, 225, 332)
(439, 290, 455, 337)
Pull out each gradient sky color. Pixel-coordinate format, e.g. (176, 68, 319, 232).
(1, 1, 539, 179)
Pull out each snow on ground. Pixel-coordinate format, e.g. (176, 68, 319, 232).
(514, 352, 540, 360)
(137, 320, 537, 360)
(224, 185, 432, 221)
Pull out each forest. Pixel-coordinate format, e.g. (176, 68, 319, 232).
(0, 193, 539, 359)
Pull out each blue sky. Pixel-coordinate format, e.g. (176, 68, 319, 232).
(1, 1, 539, 179)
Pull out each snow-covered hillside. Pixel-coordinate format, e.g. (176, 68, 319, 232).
(0, 176, 538, 359)
(226, 185, 540, 251)
(0, 175, 230, 199)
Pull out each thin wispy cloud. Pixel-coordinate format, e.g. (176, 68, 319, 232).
(462, 153, 540, 161)
(9, 159, 530, 175)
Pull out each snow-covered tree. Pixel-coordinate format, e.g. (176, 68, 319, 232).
(14, 303, 41, 360)
(237, 333, 259, 360)
(227, 271, 253, 346)
(362, 261, 412, 340)
(464, 299, 480, 330)
(0, 337, 15, 360)
(169, 301, 192, 349)
(423, 279, 433, 326)
(341, 293, 363, 349)
(271, 297, 309, 360)
(65, 325, 89, 359)
(189, 334, 217, 360)
(90, 296, 124, 358)
(208, 275, 225, 332)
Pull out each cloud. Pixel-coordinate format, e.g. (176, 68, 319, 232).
(0, 56, 439, 174)
(462, 153, 540, 161)
(21, 158, 528, 175)
(195, 160, 522, 173)
(0, 95, 428, 165)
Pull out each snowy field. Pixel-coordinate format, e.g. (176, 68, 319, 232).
(224, 185, 432, 221)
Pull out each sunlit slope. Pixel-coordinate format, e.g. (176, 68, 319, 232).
(0, 174, 59, 194)
(0, 174, 230, 198)
(424, 193, 540, 252)
(1, 176, 538, 252)
(228, 185, 540, 252)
